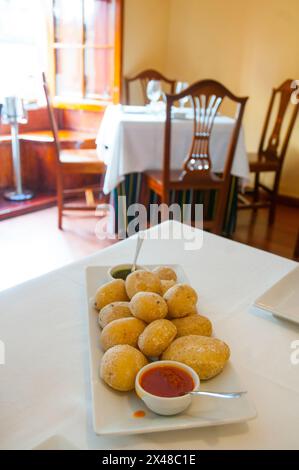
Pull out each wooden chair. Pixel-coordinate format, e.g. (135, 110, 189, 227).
(294, 230, 299, 259)
(124, 69, 176, 105)
(238, 79, 299, 224)
(42, 73, 106, 229)
(144, 79, 248, 234)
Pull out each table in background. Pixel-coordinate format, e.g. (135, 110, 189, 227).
(96, 105, 249, 235)
(0, 221, 298, 449)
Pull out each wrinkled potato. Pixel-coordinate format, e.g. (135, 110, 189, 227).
(100, 344, 148, 391)
(130, 292, 168, 323)
(100, 317, 146, 351)
(171, 315, 212, 338)
(185, 305, 198, 316)
(152, 266, 177, 282)
(162, 335, 230, 380)
(164, 283, 198, 318)
(95, 279, 129, 310)
(138, 319, 177, 357)
(98, 301, 132, 329)
(125, 270, 162, 299)
(160, 279, 176, 296)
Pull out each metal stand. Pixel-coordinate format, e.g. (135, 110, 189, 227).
(4, 190, 34, 202)
(2, 97, 34, 202)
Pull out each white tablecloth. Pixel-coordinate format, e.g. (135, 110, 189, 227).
(96, 105, 249, 194)
(0, 221, 298, 450)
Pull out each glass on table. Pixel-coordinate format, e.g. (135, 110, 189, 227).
(175, 81, 190, 109)
(146, 80, 162, 112)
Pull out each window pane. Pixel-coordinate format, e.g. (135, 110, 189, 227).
(0, 0, 47, 102)
(85, 48, 114, 99)
(54, 0, 82, 44)
(55, 48, 82, 98)
(84, 0, 115, 45)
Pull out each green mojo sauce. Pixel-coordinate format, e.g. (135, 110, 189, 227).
(112, 269, 132, 280)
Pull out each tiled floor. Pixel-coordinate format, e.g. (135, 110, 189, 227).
(0, 203, 298, 292)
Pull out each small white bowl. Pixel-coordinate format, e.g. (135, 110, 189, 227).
(135, 360, 200, 416)
(107, 264, 145, 281)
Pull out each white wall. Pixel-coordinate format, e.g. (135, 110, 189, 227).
(123, 0, 299, 198)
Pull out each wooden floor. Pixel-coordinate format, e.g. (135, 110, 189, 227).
(0, 203, 298, 292)
(0, 190, 56, 221)
(233, 204, 299, 260)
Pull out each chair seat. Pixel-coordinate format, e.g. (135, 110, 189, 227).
(145, 169, 223, 192)
(60, 148, 99, 163)
(19, 130, 96, 145)
(59, 149, 106, 174)
(248, 152, 280, 172)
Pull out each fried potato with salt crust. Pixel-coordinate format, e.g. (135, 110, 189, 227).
(166, 304, 197, 319)
(162, 335, 230, 380)
(171, 315, 212, 338)
(100, 317, 146, 351)
(160, 279, 176, 296)
(94, 279, 129, 310)
(164, 283, 198, 318)
(138, 319, 177, 357)
(100, 344, 148, 391)
(130, 292, 168, 323)
(98, 301, 132, 329)
(125, 270, 162, 299)
(152, 266, 177, 282)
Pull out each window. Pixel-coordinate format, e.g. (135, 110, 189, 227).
(0, 0, 122, 108)
(51, 0, 122, 107)
(0, 0, 48, 104)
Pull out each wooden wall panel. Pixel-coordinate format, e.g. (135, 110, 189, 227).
(0, 142, 13, 188)
(0, 107, 51, 135)
(0, 108, 102, 192)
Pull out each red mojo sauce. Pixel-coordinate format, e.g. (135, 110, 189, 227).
(140, 365, 194, 398)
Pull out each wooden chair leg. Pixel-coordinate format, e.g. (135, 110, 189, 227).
(253, 172, 260, 212)
(268, 197, 277, 226)
(213, 211, 224, 236)
(294, 231, 299, 259)
(161, 191, 169, 206)
(140, 177, 150, 209)
(268, 173, 280, 226)
(212, 187, 228, 236)
(85, 189, 95, 206)
(56, 173, 63, 230)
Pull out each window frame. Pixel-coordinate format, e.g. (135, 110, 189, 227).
(48, 0, 123, 111)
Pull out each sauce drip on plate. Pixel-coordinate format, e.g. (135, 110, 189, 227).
(133, 410, 146, 418)
(140, 365, 194, 398)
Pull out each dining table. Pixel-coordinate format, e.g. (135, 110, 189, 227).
(96, 105, 250, 236)
(0, 220, 298, 450)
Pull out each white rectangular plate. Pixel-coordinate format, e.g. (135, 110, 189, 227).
(85, 265, 256, 436)
(255, 266, 299, 324)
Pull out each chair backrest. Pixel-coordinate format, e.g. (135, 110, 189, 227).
(124, 69, 176, 105)
(258, 79, 299, 163)
(163, 79, 248, 187)
(42, 72, 61, 162)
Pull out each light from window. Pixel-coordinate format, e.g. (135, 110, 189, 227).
(0, 0, 47, 103)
